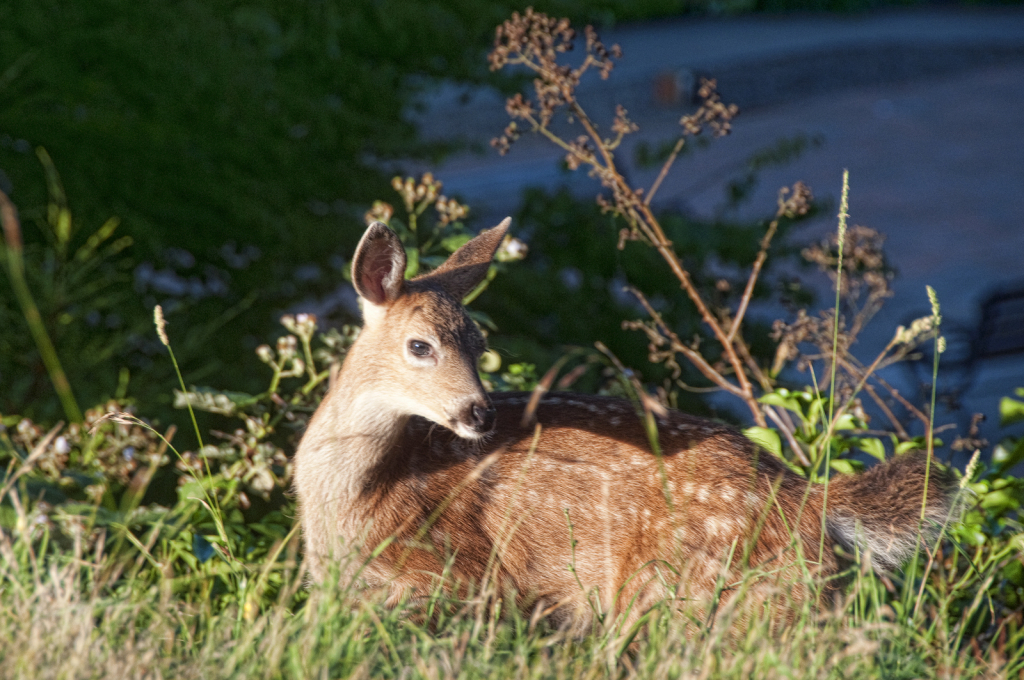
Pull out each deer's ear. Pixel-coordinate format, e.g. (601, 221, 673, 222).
(421, 217, 511, 301)
(352, 222, 407, 306)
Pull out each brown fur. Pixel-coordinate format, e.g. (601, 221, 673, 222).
(294, 219, 956, 630)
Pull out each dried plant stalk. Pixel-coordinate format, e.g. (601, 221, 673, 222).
(488, 10, 802, 425)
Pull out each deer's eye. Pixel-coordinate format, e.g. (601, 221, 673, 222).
(408, 340, 432, 357)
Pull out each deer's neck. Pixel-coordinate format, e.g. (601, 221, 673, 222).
(301, 351, 409, 515)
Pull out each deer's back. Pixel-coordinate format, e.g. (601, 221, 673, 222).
(357, 392, 828, 610)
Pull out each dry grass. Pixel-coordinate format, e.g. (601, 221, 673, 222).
(0, 520, 1017, 680)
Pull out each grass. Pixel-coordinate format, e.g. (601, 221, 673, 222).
(0, 513, 1018, 679)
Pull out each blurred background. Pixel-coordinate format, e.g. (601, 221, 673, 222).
(2, 0, 1023, 454)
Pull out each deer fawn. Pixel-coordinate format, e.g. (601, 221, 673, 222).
(294, 218, 956, 630)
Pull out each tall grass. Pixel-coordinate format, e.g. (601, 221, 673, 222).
(1, 509, 1019, 679)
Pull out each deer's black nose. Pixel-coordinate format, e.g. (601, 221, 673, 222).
(470, 402, 497, 433)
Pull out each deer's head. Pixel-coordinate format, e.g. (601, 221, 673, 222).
(349, 218, 510, 439)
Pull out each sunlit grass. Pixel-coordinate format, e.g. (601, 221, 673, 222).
(0, 519, 1017, 680)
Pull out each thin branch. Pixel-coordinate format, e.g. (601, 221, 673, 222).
(731, 331, 773, 393)
(862, 381, 910, 439)
(644, 137, 685, 206)
(728, 217, 780, 345)
(628, 287, 749, 402)
(633, 199, 763, 422)
(841, 356, 930, 426)
(822, 339, 897, 444)
(764, 405, 811, 467)
(570, 101, 763, 420)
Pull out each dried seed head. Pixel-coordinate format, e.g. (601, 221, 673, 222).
(392, 174, 443, 213)
(489, 10, 620, 136)
(778, 182, 813, 219)
(565, 135, 594, 170)
(926, 285, 942, 324)
(364, 200, 394, 226)
(680, 79, 739, 137)
(491, 122, 520, 156)
(892, 315, 935, 346)
(153, 305, 169, 346)
(961, 449, 980, 488)
(435, 196, 469, 225)
(611, 105, 638, 138)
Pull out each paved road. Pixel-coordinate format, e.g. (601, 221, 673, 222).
(410, 7, 1024, 450)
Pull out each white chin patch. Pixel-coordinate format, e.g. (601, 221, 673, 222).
(452, 422, 484, 440)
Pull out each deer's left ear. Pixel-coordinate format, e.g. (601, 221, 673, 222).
(419, 217, 510, 300)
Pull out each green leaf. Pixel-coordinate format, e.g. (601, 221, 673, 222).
(980, 489, 1020, 512)
(857, 438, 887, 462)
(744, 426, 782, 459)
(440, 233, 471, 253)
(993, 440, 1024, 470)
(466, 309, 496, 331)
(404, 247, 419, 278)
(833, 413, 858, 430)
(759, 392, 804, 419)
(829, 459, 862, 474)
(999, 395, 1024, 426)
(895, 439, 924, 456)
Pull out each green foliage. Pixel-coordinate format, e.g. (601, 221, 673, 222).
(0, 151, 136, 422)
(0, 0, 735, 424)
(956, 390, 1024, 551)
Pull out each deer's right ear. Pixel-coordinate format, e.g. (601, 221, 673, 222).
(352, 222, 407, 306)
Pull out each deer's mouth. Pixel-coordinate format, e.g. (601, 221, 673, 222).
(446, 401, 497, 440)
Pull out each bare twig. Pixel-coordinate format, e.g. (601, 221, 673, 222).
(627, 287, 747, 401)
(644, 137, 686, 206)
(822, 339, 898, 444)
(862, 382, 910, 439)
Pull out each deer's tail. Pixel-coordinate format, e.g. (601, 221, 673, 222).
(824, 451, 961, 572)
